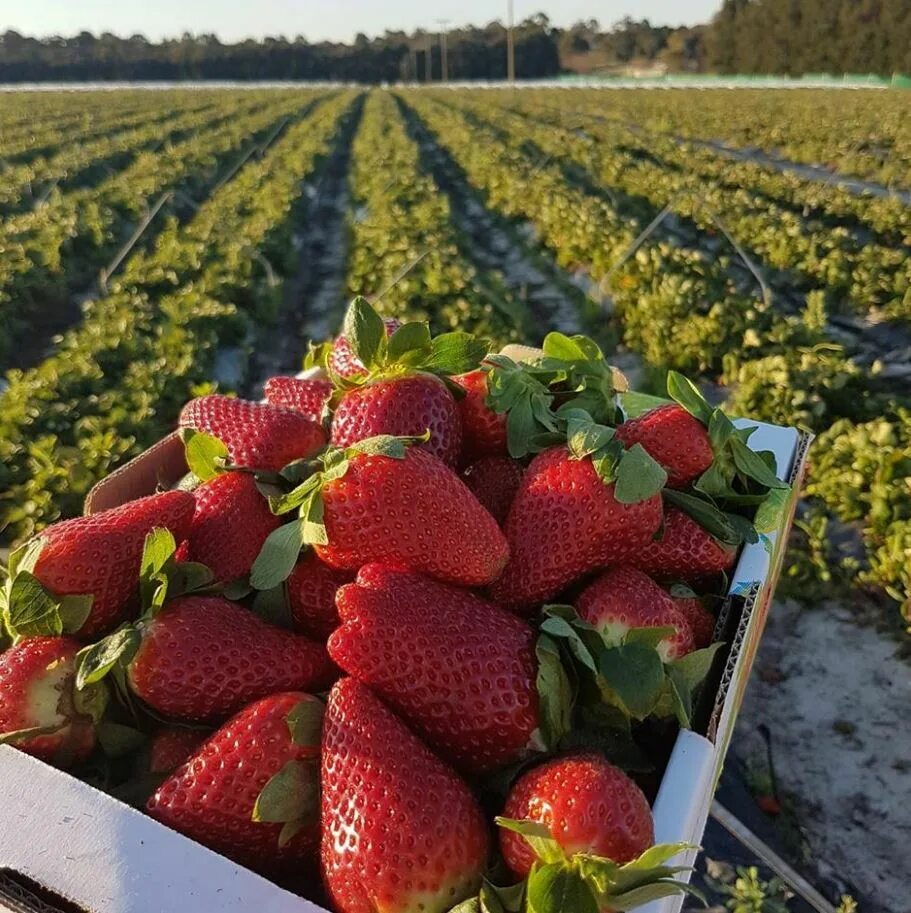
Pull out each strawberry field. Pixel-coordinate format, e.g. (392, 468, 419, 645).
(0, 85, 909, 911)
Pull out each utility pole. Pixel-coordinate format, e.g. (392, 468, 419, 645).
(436, 19, 450, 83)
(506, 0, 516, 83)
(424, 31, 433, 82)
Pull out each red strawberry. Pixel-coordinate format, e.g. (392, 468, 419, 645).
(453, 369, 507, 462)
(577, 567, 698, 661)
(329, 565, 539, 775)
(316, 445, 509, 587)
(463, 456, 524, 525)
(182, 472, 281, 584)
(148, 727, 208, 775)
(331, 374, 462, 467)
(490, 446, 663, 614)
(288, 553, 352, 640)
(615, 404, 713, 489)
(147, 692, 323, 874)
(674, 594, 716, 648)
(179, 395, 326, 472)
(629, 507, 737, 584)
(21, 491, 195, 638)
(263, 376, 331, 422)
(498, 753, 654, 879)
(321, 678, 489, 913)
(116, 595, 333, 722)
(329, 317, 400, 379)
(0, 637, 104, 766)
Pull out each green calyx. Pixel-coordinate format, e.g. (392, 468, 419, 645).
(493, 819, 702, 913)
(74, 528, 215, 695)
(180, 428, 230, 483)
(539, 605, 724, 729)
(249, 433, 425, 592)
(0, 537, 94, 641)
(330, 297, 490, 391)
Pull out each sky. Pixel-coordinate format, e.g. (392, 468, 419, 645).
(0, 0, 720, 44)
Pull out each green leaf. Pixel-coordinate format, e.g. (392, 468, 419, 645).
(729, 438, 788, 490)
(386, 321, 432, 363)
(170, 561, 216, 596)
(619, 390, 668, 419)
(72, 679, 109, 724)
(58, 594, 94, 634)
(251, 583, 292, 628)
(542, 332, 601, 362)
(534, 634, 573, 750)
(348, 434, 421, 459)
(269, 473, 323, 516)
(625, 625, 677, 650)
(139, 528, 178, 609)
(754, 485, 792, 534)
(286, 698, 324, 747)
(0, 725, 65, 746)
(425, 331, 488, 375)
(666, 372, 712, 425)
(540, 617, 598, 674)
(7, 537, 44, 579)
(599, 644, 666, 720)
(343, 297, 387, 371)
(181, 429, 229, 483)
(505, 395, 537, 460)
(95, 721, 146, 758)
(300, 490, 328, 546)
(526, 863, 598, 913)
(662, 489, 742, 548)
(483, 881, 525, 913)
(614, 445, 668, 504)
(250, 520, 306, 591)
(75, 628, 142, 689)
(495, 819, 566, 865)
(668, 642, 725, 693)
(5, 571, 63, 637)
(566, 415, 614, 461)
(252, 759, 318, 826)
(707, 409, 737, 451)
(449, 900, 481, 913)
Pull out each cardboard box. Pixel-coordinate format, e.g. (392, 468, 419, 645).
(0, 363, 812, 913)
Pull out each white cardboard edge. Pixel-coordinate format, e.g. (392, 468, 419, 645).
(0, 745, 317, 913)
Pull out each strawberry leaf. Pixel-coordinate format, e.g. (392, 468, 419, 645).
(95, 721, 146, 758)
(7, 537, 44, 579)
(181, 428, 229, 483)
(526, 862, 599, 913)
(598, 644, 666, 720)
(75, 627, 142, 689)
(668, 642, 726, 692)
(729, 438, 789, 490)
(250, 519, 307, 591)
(58, 594, 94, 634)
(619, 390, 668, 419)
(252, 759, 318, 840)
(625, 625, 678, 651)
(286, 698, 324, 747)
(754, 486, 792, 534)
(424, 332, 489, 375)
(666, 372, 713, 426)
(542, 332, 602, 362)
(72, 679, 109, 724)
(5, 571, 63, 637)
(386, 322, 432, 364)
(139, 528, 178, 607)
(534, 634, 573, 750)
(662, 489, 744, 548)
(343, 297, 387, 372)
(347, 434, 422, 459)
(614, 444, 667, 504)
(495, 819, 567, 866)
(566, 414, 614, 461)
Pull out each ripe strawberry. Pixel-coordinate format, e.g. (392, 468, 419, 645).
(80, 595, 333, 723)
(577, 567, 698, 661)
(182, 471, 281, 584)
(629, 507, 737, 584)
(490, 446, 663, 614)
(498, 753, 654, 879)
(179, 394, 326, 472)
(463, 456, 524, 525)
(321, 678, 489, 913)
(329, 565, 539, 775)
(331, 374, 462, 467)
(0, 637, 104, 767)
(263, 376, 332, 422)
(147, 692, 323, 874)
(328, 317, 400, 379)
(674, 593, 716, 648)
(16, 491, 195, 638)
(318, 445, 508, 586)
(148, 727, 208, 775)
(453, 369, 507, 462)
(287, 553, 352, 640)
(615, 404, 713, 489)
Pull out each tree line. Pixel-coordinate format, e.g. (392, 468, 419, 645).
(0, 3, 909, 83)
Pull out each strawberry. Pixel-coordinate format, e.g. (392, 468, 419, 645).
(629, 507, 737, 584)
(490, 445, 664, 614)
(0, 637, 106, 767)
(463, 456, 524, 525)
(79, 595, 333, 722)
(453, 369, 507, 462)
(147, 692, 323, 874)
(576, 566, 698, 661)
(181, 471, 281, 584)
(329, 316, 400, 379)
(263, 376, 332, 422)
(287, 553, 352, 640)
(321, 678, 489, 913)
(329, 564, 540, 775)
(331, 374, 462, 467)
(674, 593, 716, 648)
(498, 753, 654, 879)
(148, 727, 208, 775)
(3, 491, 195, 639)
(615, 403, 713, 489)
(178, 394, 326, 472)
(250, 437, 509, 592)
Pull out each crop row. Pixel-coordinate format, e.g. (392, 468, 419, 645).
(399, 90, 911, 625)
(0, 90, 356, 545)
(0, 90, 327, 366)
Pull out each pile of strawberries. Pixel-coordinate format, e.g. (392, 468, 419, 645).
(0, 299, 788, 913)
